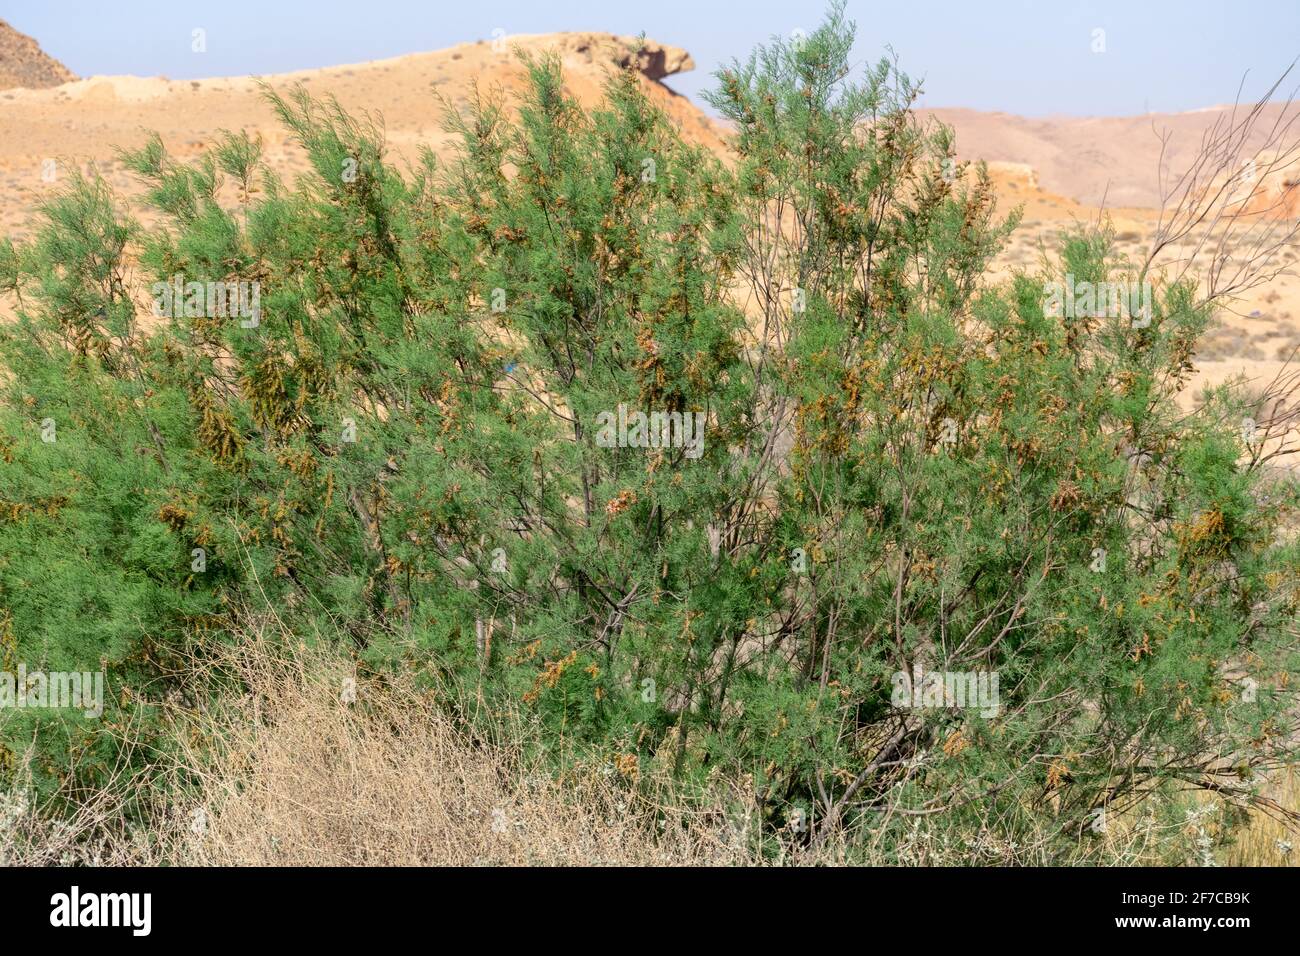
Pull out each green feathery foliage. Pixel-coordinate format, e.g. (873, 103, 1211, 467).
(1, 4, 1296, 861)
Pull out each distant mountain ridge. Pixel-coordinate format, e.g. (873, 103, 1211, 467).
(2, 16, 1290, 212)
(0, 23, 1294, 217)
(918, 103, 1297, 208)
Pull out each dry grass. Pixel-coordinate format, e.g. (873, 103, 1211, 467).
(1226, 767, 1300, 865)
(0, 758, 144, 866)
(5, 622, 1295, 867)
(146, 626, 1300, 866)
(153, 628, 757, 866)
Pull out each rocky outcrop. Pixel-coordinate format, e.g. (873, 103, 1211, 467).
(550, 33, 694, 82)
(0, 19, 74, 90)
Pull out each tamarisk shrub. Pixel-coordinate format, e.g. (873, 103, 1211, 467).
(0, 5, 1296, 862)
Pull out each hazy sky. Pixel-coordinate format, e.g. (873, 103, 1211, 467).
(3, 0, 1298, 116)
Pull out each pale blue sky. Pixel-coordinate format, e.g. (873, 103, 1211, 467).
(2, 0, 1297, 116)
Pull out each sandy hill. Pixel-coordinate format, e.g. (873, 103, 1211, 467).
(0, 29, 1297, 406)
(0, 19, 74, 90)
(0, 32, 721, 243)
(920, 104, 1300, 210)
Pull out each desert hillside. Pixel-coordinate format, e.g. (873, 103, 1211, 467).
(920, 104, 1300, 209)
(1, 26, 1297, 402)
(0, 18, 74, 90)
(0, 31, 721, 242)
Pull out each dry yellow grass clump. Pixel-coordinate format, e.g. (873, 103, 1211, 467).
(3, 626, 1294, 867)
(156, 629, 755, 867)
(1225, 768, 1300, 866)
